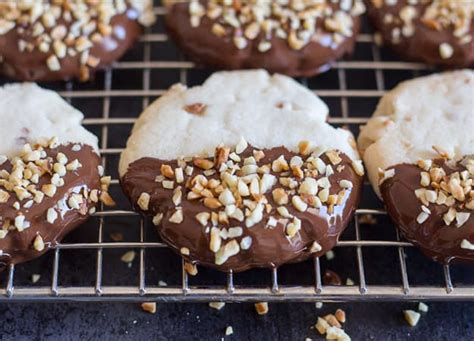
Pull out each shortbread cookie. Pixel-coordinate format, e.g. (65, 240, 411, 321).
(165, 0, 365, 77)
(367, 0, 474, 68)
(0, 1, 155, 81)
(120, 70, 364, 272)
(0, 83, 114, 268)
(358, 70, 474, 263)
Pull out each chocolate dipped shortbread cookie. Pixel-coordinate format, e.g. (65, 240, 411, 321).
(358, 70, 474, 263)
(164, 0, 365, 77)
(367, 0, 474, 68)
(120, 70, 364, 272)
(0, 83, 114, 267)
(0, 0, 155, 82)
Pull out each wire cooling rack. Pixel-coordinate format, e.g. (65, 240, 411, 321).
(0, 3, 472, 303)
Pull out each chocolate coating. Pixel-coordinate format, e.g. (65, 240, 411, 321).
(367, 1, 474, 68)
(381, 159, 474, 264)
(0, 144, 101, 268)
(0, 9, 142, 82)
(165, 1, 362, 77)
(121, 146, 362, 272)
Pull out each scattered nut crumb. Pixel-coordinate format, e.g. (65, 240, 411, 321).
(323, 270, 342, 286)
(184, 103, 207, 115)
(358, 214, 377, 225)
(158, 280, 168, 287)
(315, 302, 324, 309)
(345, 278, 355, 286)
(325, 250, 335, 260)
(141, 302, 156, 314)
(184, 262, 198, 276)
(403, 310, 421, 327)
(225, 326, 233, 336)
(110, 232, 123, 242)
(418, 302, 429, 313)
(121, 250, 136, 264)
(335, 309, 346, 323)
(315, 309, 349, 340)
(315, 317, 330, 334)
(326, 326, 351, 341)
(374, 32, 383, 46)
(324, 314, 341, 328)
(255, 302, 269, 315)
(31, 274, 41, 283)
(209, 302, 226, 310)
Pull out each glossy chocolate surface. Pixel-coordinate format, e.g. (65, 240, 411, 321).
(0, 9, 142, 82)
(165, 1, 362, 77)
(0, 144, 101, 268)
(121, 146, 363, 272)
(381, 159, 474, 264)
(367, 1, 474, 68)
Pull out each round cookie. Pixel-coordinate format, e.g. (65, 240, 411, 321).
(0, 1, 155, 82)
(0, 83, 114, 268)
(358, 70, 474, 263)
(164, 0, 365, 77)
(120, 70, 364, 272)
(367, 0, 474, 68)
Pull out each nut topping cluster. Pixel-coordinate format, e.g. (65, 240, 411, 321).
(413, 155, 473, 227)
(0, 137, 114, 250)
(384, 150, 473, 251)
(315, 308, 350, 340)
(138, 138, 364, 266)
(371, 0, 473, 59)
(188, 0, 365, 52)
(0, 0, 155, 79)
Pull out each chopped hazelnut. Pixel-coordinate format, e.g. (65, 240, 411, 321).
(141, 302, 156, 314)
(254, 302, 269, 315)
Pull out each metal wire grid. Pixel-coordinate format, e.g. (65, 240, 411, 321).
(0, 5, 473, 302)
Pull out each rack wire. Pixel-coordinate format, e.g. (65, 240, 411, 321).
(0, 4, 472, 303)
